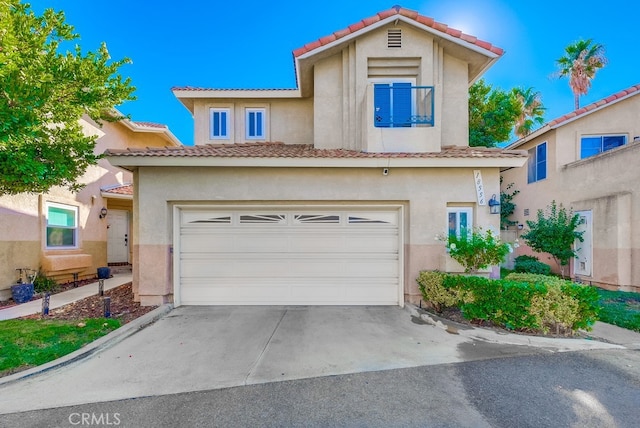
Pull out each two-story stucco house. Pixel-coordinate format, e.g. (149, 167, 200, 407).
(502, 84, 640, 292)
(0, 113, 181, 300)
(106, 6, 527, 307)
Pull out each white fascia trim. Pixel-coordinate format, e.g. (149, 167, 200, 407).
(100, 191, 133, 200)
(107, 156, 527, 169)
(111, 108, 182, 146)
(295, 15, 500, 61)
(506, 124, 552, 149)
(172, 89, 302, 99)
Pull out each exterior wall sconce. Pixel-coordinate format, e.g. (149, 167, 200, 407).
(99, 207, 108, 219)
(488, 194, 500, 214)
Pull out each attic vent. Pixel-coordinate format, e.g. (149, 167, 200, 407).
(387, 29, 402, 48)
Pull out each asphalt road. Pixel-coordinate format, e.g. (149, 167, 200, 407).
(2, 348, 638, 428)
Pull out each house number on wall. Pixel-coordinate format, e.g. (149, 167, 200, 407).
(473, 170, 486, 206)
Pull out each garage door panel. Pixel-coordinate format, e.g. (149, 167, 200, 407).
(178, 207, 401, 305)
(181, 256, 398, 278)
(180, 231, 398, 254)
(180, 278, 399, 305)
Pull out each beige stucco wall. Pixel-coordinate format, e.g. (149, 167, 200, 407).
(192, 98, 314, 146)
(501, 95, 640, 290)
(133, 165, 501, 306)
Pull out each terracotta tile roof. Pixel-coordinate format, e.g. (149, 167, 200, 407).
(105, 142, 526, 159)
(101, 184, 133, 195)
(548, 84, 640, 127)
(292, 5, 504, 58)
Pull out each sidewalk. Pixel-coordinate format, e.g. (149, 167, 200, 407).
(0, 273, 133, 321)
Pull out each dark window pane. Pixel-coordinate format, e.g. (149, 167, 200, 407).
(374, 84, 391, 128)
(392, 83, 412, 127)
(603, 135, 625, 152)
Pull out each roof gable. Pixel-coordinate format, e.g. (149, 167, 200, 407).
(292, 6, 503, 59)
(508, 83, 640, 149)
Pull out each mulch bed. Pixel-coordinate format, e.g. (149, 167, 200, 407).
(18, 282, 158, 324)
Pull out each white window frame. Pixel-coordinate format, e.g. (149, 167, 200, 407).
(210, 108, 230, 140)
(447, 207, 473, 238)
(245, 108, 266, 139)
(45, 202, 79, 249)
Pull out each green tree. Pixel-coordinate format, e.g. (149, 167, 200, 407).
(469, 79, 521, 147)
(499, 176, 519, 230)
(0, 0, 135, 195)
(512, 87, 545, 138)
(521, 201, 584, 278)
(555, 39, 607, 110)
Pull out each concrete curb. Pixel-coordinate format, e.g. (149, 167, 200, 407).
(405, 304, 625, 352)
(0, 304, 173, 387)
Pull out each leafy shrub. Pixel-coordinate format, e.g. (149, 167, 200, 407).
(439, 227, 512, 272)
(33, 270, 58, 293)
(444, 275, 540, 330)
(417, 272, 600, 334)
(514, 255, 551, 275)
(506, 272, 600, 332)
(416, 271, 470, 312)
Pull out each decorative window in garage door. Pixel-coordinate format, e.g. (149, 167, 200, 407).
(183, 213, 232, 224)
(239, 214, 286, 224)
(348, 212, 397, 225)
(293, 214, 340, 224)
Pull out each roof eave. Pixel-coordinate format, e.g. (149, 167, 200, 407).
(106, 155, 527, 169)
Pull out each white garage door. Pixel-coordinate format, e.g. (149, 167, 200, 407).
(176, 207, 402, 305)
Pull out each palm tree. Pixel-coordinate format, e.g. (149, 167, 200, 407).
(556, 39, 607, 110)
(512, 87, 545, 138)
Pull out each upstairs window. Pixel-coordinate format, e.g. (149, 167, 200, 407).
(46, 202, 78, 248)
(374, 82, 412, 128)
(246, 108, 265, 139)
(210, 108, 230, 139)
(373, 82, 434, 128)
(580, 135, 626, 159)
(527, 142, 547, 183)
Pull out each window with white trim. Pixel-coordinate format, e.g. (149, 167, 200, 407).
(527, 142, 547, 183)
(580, 134, 626, 159)
(46, 202, 78, 248)
(447, 207, 472, 238)
(210, 108, 230, 139)
(246, 108, 265, 139)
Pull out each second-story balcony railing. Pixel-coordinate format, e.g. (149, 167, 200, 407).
(373, 84, 434, 128)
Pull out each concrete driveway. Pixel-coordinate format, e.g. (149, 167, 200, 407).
(0, 305, 621, 414)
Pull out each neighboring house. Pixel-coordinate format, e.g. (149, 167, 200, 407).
(0, 113, 181, 300)
(501, 84, 640, 292)
(106, 6, 526, 307)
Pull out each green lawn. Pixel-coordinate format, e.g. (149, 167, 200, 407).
(597, 288, 640, 332)
(0, 318, 120, 377)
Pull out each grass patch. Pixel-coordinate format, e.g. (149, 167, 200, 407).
(0, 318, 120, 377)
(597, 288, 640, 332)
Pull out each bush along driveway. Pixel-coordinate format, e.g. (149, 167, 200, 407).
(417, 271, 600, 336)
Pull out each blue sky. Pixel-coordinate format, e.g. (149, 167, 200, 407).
(30, 1, 640, 146)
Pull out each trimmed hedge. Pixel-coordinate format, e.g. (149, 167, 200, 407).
(514, 255, 551, 275)
(417, 271, 600, 334)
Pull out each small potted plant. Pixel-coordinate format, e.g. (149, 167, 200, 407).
(11, 268, 37, 304)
